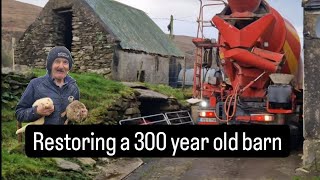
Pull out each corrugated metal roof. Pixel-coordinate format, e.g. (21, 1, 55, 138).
(304, 0, 320, 9)
(83, 0, 184, 57)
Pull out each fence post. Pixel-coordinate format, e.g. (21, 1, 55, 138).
(182, 56, 186, 90)
(11, 37, 15, 71)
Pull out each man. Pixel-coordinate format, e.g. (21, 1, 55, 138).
(15, 46, 80, 125)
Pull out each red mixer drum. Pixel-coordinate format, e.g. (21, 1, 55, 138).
(212, 0, 302, 97)
(227, 0, 262, 13)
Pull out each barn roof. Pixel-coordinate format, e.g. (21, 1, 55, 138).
(304, 0, 320, 9)
(83, 0, 184, 57)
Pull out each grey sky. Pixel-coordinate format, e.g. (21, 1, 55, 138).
(15, 0, 303, 40)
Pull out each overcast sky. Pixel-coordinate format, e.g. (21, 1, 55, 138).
(15, 0, 303, 41)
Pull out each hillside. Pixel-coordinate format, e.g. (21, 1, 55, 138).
(172, 35, 196, 68)
(2, 0, 42, 42)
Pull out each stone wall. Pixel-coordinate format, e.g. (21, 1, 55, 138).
(98, 93, 142, 125)
(1, 66, 35, 110)
(302, 1, 320, 172)
(113, 50, 184, 85)
(71, 1, 116, 78)
(14, 0, 116, 78)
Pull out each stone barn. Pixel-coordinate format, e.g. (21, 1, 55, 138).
(14, 0, 184, 86)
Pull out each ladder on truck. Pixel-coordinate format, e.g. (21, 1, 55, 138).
(192, 0, 226, 98)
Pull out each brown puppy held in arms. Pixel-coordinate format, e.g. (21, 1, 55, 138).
(61, 96, 88, 125)
(16, 97, 54, 134)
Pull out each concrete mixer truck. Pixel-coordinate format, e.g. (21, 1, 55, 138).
(192, 0, 303, 131)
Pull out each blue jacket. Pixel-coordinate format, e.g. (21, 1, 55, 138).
(15, 74, 80, 125)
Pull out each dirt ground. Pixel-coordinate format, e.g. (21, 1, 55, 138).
(125, 150, 319, 180)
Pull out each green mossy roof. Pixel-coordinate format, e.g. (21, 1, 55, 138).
(84, 0, 184, 57)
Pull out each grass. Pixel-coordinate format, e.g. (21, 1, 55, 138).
(1, 110, 92, 180)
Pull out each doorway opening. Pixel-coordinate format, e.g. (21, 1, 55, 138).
(55, 8, 73, 51)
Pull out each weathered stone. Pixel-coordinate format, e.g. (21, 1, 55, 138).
(72, 29, 80, 34)
(44, 44, 54, 47)
(123, 94, 136, 100)
(124, 108, 140, 115)
(107, 105, 121, 111)
(72, 36, 80, 41)
(54, 158, 82, 172)
(98, 158, 110, 163)
(302, 139, 320, 171)
(130, 103, 140, 108)
(103, 53, 113, 59)
(35, 62, 45, 66)
(121, 101, 130, 109)
(77, 158, 96, 166)
(83, 46, 93, 50)
(114, 99, 123, 107)
(295, 167, 310, 174)
(107, 111, 119, 119)
(87, 68, 111, 75)
(96, 59, 106, 63)
(94, 158, 143, 180)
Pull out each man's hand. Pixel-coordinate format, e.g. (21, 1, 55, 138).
(36, 104, 54, 116)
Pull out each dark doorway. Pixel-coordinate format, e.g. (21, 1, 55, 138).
(139, 99, 167, 116)
(169, 57, 178, 87)
(137, 70, 145, 82)
(56, 8, 73, 51)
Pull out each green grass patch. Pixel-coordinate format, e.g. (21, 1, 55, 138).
(2, 150, 90, 180)
(1, 107, 16, 122)
(1, 121, 91, 180)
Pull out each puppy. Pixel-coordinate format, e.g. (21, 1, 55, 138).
(61, 97, 88, 125)
(16, 97, 54, 134)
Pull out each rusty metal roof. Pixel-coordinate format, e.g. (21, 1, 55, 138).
(83, 0, 184, 57)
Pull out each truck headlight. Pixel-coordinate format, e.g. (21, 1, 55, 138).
(200, 101, 208, 107)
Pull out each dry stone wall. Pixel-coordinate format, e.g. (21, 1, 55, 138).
(71, 2, 116, 78)
(15, 0, 116, 78)
(1, 66, 36, 110)
(99, 93, 142, 125)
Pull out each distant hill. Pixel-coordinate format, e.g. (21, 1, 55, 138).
(172, 35, 196, 69)
(2, 0, 42, 44)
